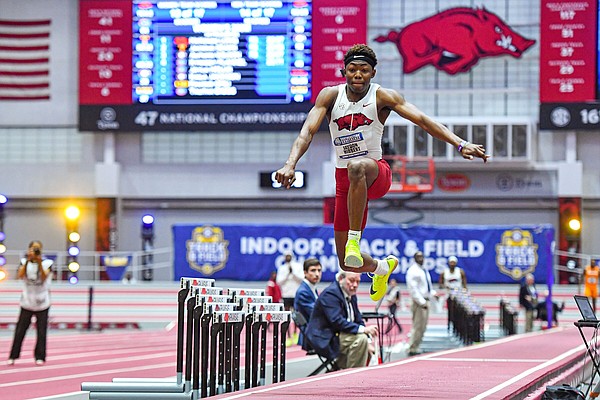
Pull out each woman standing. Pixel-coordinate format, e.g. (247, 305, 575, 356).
(7, 240, 53, 366)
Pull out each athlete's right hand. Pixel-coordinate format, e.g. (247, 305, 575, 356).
(275, 165, 296, 189)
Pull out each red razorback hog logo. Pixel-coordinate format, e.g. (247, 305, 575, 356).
(374, 7, 535, 75)
(334, 113, 373, 131)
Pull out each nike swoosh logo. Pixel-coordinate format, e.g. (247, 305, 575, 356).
(363, 103, 372, 107)
(370, 285, 377, 295)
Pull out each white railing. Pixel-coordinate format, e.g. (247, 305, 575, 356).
(0, 247, 173, 282)
(554, 250, 600, 288)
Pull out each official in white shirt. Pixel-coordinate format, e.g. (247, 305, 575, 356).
(405, 251, 436, 356)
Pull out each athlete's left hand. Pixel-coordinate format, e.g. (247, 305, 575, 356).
(461, 142, 489, 162)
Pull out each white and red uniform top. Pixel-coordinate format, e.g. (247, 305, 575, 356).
(328, 83, 385, 168)
(442, 267, 463, 290)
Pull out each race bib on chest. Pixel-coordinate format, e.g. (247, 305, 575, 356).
(333, 132, 368, 160)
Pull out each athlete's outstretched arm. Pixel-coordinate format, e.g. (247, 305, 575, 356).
(275, 87, 337, 188)
(379, 88, 489, 162)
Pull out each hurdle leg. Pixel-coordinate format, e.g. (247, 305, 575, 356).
(209, 322, 222, 397)
(225, 323, 233, 392)
(272, 321, 280, 384)
(251, 321, 262, 387)
(244, 315, 253, 389)
(176, 287, 189, 386)
(217, 322, 225, 394)
(200, 314, 211, 399)
(232, 321, 244, 392)
(279, 320, 290, 382)
(184, 296, 195, 392)
(192, 307, 202, 400)
(259, 322, 267, 386)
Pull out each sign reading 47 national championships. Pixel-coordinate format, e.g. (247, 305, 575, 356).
(79, 104, 309, 132)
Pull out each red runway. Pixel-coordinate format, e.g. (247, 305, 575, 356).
(0, 327, 308, 400)
(211, 327, 587, 400)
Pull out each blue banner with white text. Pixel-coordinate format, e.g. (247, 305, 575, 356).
(172, 224, 554, 284)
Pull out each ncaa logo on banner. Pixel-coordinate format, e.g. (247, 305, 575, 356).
(495, 229, 538, 280)
(186, 226, 229, 275)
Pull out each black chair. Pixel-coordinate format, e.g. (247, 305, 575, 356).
(291, 311, 339, 376)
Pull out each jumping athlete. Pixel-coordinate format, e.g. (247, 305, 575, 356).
(275, 44, 488, 302)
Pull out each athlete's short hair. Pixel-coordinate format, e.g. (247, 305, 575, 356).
(344, 44, 377, 68)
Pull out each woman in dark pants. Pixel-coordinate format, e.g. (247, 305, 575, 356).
(7, 240, 53, 366)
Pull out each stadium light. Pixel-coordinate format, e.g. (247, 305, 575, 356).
(141, 214, 155, 281)
(65, 205, 81, 282)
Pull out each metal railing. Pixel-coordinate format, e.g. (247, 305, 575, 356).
(554, 250, 600, 288)
(0, 247, 173, 282)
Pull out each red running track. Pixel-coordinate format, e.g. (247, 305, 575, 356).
(211, 326, 587, 400)
(0, 327, 308, 400)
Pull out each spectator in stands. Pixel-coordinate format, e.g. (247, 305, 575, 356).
(277, 252, 303, 346)
(535, 291, 565, 327)
(439, 256, 467, 291)
(306, 270, 378, 369)
(8, 241, 53, 366)
(294, 258, 322, 350)
(519, 273, 538, 333)
(583, 260, 600, 313)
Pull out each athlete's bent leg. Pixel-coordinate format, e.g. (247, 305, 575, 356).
(344, 159, 379, 268)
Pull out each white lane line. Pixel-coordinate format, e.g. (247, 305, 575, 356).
(0, 351, 176, 379)
(0, 362, 175, 387)
(422, 357, 549, 363)
(30, 391, 87, 400)
(4, 353, 320, 392)
(469, 344, 586, 400)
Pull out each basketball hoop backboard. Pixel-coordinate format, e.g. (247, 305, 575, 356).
(384, 156, 435, 193)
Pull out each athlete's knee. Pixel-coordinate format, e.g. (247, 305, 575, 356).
(346, 160, 366, 181)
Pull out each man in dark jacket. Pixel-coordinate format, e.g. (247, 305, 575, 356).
(306, 270, 378, 369)
(294, 258, 322, 350)
(519, 273, 538, 332)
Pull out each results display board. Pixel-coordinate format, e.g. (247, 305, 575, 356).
(539, 0, 600, 130)
(78, 0, 367, 132)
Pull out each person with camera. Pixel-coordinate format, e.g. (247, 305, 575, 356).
(276, 252, 303, 346)
(7, 240, 54, 366)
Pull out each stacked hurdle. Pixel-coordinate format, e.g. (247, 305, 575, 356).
(82, 278, 291, 400)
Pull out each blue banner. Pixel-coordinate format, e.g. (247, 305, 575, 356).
(173, 224, 554, 284)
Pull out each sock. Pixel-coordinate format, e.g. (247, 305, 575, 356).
(348, 230, 361, 242)
(374, 259, 389, 276)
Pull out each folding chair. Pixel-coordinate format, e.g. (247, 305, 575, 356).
(291, 311, 339, 376)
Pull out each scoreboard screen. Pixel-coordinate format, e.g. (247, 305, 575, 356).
(539, 0, 600, 130)
(131, 1, 312, 106)
(79, 0, 368, 132)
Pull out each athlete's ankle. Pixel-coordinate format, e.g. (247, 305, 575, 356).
(373, 259, 389, 276)
(348, 230, 361, 242)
